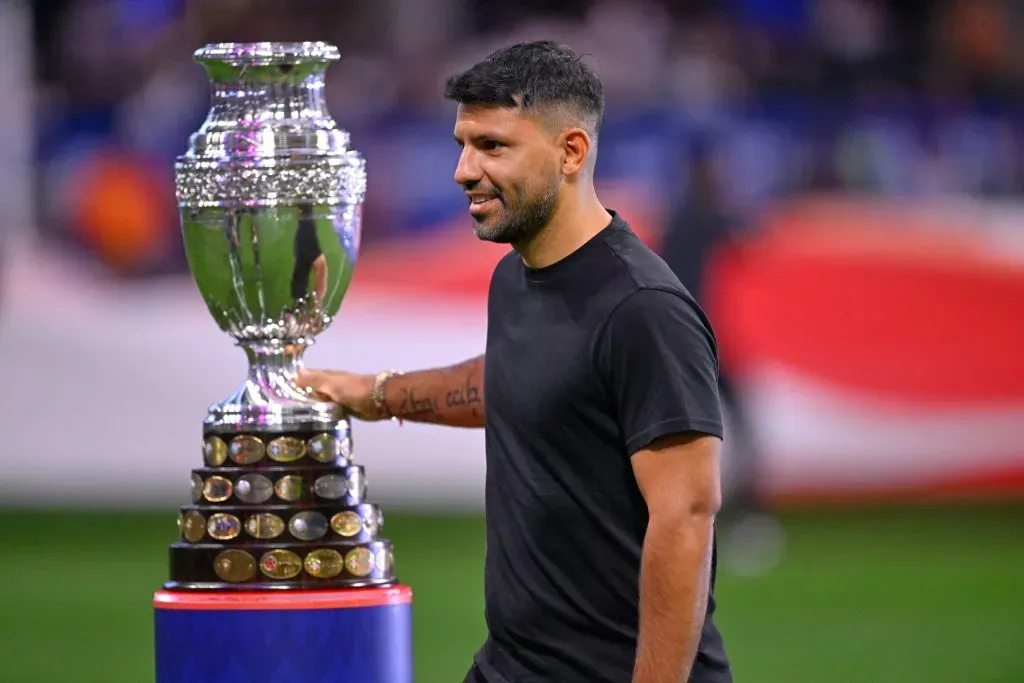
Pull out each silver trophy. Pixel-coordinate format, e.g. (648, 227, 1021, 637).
(166, 42, 393, 590)
(177, 41, 365, 433)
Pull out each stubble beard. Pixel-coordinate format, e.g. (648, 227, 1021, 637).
(472, 181, 559, 245)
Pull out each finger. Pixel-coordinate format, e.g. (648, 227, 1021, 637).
(308, 388, 335, 402)
(295, 370, 332, 401)
(295, 368, 323, 389)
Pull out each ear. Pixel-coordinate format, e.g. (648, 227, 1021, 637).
(560, 128, 591, 176)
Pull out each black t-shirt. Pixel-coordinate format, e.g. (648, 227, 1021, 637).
(475, 211, 732, 683)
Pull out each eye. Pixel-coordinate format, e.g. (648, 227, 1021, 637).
(481, 139, 505, 152)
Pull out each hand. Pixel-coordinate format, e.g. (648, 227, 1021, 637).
(296, 369, 386, 421)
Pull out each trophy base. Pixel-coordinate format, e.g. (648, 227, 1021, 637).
(172, 423, 398, 591)
(153, 585, 413, 683)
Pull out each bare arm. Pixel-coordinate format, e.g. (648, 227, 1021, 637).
(631, 432, 722, 683)
(381, 355, 485, 428)
(297, 355, 485, 428)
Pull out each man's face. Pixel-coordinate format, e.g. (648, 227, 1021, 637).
(452, 104, 562, 244)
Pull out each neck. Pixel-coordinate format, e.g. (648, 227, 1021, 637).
(514, 188, 612, 269)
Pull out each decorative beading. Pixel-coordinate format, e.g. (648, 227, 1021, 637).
(194, 42, 341, 66)
(175, 155, 366, 208)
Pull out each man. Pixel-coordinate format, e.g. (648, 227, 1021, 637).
(299, 41, 733, 683)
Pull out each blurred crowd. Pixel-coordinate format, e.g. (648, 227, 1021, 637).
(32, 0, 1024, 117)
(24, 0, 1024, 275)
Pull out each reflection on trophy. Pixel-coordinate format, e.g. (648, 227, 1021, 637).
(153, 42, 411, 683)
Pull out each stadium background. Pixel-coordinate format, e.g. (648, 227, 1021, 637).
(1, 1, 1022, 681)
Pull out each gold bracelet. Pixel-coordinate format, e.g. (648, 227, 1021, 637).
(371, 369, 402, 419)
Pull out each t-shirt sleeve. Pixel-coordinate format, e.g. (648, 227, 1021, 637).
(596, 288, 724, 455)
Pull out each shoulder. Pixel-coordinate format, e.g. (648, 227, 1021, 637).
(598, 214, 692, 295)
(594, 288, 724, 450)
(605, 287, 718, 356)
(596, 214, 714, 339)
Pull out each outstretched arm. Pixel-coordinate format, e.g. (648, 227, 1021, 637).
(298, 354, 485, 428)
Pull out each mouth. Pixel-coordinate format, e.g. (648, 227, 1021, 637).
(467, 195, 500, 217)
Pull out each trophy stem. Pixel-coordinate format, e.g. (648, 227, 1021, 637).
(240, 339, 312, 402)
(203, 338, 344, 431)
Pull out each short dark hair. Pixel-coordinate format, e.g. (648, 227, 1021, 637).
(444, 41, 604, 140)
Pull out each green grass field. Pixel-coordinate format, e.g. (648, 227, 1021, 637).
(1, 504, 1021, 683)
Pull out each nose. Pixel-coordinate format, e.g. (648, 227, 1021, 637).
(453, 147, 481, 188)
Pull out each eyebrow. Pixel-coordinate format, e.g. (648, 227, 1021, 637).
(454, 132, 510, 146)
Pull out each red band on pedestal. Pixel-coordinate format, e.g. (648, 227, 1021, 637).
(153, 585, 412, 611)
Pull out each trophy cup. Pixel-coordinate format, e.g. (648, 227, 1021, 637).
(152, 43, 412, 683)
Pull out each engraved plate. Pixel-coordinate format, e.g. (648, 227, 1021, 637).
(207, 513, 242, 540)
(214, 549, 257, 583)
(363, 509, 379, 536)
(235, 474, 274, 504)
(331, 511, 362, 537)
(347, 468, 366, 500)
(345, 547, 375, 577)
(304, 549, 344, 579)
(229, 435, 265, 465)
(260, 549, 303, 580)
(313, 474, 346, 500)
(204, 436, 228, 466)
(182, 511, 206, 542)
(307, 434, 339, 463)
(203, 475, 233, 502)
(274, 475, 304, 502)
(190, 473, 203, 503)
(267, 436, 306, 463)
(289, 511, 329, 541)
(245, 513, 285, 540)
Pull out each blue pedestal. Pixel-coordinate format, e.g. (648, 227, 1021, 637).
(154, 586, 413, 683)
